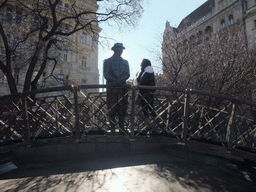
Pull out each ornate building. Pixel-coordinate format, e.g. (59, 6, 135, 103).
(0, 0, 101, 96)
(162, 0, 247, 79)
(161, 0, 256, 100)
(163, 0, 256, 54)
(244, 0, 256, 49)
(163, 0, 245, 50)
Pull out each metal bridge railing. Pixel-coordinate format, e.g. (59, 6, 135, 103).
(0, 85, 255, 154)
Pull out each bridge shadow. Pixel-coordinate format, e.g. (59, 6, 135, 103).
(0, 142, 255, 192)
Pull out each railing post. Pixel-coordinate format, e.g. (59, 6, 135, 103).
(22, 94, 30, 145)
(182, 89, 190, 142)
(130, 86, 136, 140)
(226, 101, 237, 151)
(73, 86, 81, 142)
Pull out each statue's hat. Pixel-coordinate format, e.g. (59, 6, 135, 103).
(111, 43, 125, 50)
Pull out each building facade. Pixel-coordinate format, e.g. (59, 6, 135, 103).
(163, 0, 245, 50)
(161, 0, 256, 100)
(163, 0, 256, 55)
(244, 0, 256, 49)
(0, 0, 101, 96)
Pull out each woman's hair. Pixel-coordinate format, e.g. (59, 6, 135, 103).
(141, 58, 151, 69)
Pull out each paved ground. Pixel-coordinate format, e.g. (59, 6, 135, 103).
(0, 142, 255, 192)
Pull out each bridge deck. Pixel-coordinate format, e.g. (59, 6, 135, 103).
(0, 136, 255, 191)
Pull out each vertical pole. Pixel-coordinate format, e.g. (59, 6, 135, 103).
(55, 101, 59, 130)
(22, 95, 30, 145)
(198, 108, 204, 136)
(226, 101, 237, 151)
(130, 86, 136, 140)
(182, 89, 190, 142)
(73, 86, 81, 141)
(166, 101, 170, 127)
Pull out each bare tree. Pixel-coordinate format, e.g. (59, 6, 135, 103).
(0, 0, 144, 94)
(159, 22, 256, 101)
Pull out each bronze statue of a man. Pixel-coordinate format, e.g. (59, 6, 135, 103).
(103, 43, 130, 133)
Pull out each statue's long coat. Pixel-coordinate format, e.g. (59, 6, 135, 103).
(103, 55, 130, 86)
(103, 54, 130, 116)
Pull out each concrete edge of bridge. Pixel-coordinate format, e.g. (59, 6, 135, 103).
(1, 135, 255, 176)
(5, 136, 249, 165)
(2, 135, 256, 172)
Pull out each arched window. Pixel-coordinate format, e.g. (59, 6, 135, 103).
(229, 15, 234, 25)
(63, 50, 68, 61)
(221, 19, 226, 28)
(82, 57, 86, 67)
(189, 35, 195, 41)
(197, 31, 203, 44)
(82, 33, 87, 44)
(205, 26, 213, 39)
(205, 26, 212, 33)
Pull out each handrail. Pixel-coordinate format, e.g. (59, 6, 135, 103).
(0, 84, 255, 161)
(1, 85, 255, 107)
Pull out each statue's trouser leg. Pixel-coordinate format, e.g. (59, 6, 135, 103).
(110, 116, 116, 133)
(119, 116, 126, 134)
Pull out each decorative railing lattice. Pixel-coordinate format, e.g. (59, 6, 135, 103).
(0, 85, 255, 154)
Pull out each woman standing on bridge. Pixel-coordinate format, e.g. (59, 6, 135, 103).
(135, 58, 156, 134)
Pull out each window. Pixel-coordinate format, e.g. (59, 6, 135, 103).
(31, 42, 37, 54)
(64, 27, 69, 38)
(6, 35, 11, 46)
(197, 31, 203, 44)
(81, 80, 87, 92)
(229, 15, 234, 25)
(57, 48, 62, 58)
(82, 15, 87, 22)
(14, 37, 20, 54)
(56, 26, 62, 37)
(58, 74, 64, 87)
(82, 57, 86, 67)
(254, 20, 256, 28)
(14, 68, 19, 85)
(231, 35, 236, 44)
(33, 17, 39, 29)
(42, 72, 46, 87)
(57, 1, 63, 11)
(16, 11, 22, 25)
(64, 4, 69, 13)
(221, 19, 226, 28)
(0, 45, 4, 55)
(82, 33, 86, 44)
(66, 76, 69, 85)
(63, 50, 68, 61)
(6, 8, 12, 22)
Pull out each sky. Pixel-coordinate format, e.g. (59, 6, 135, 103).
(98, 0, 207, 84)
